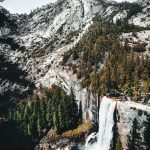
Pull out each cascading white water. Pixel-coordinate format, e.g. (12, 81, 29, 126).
(85, 96, 116, 150)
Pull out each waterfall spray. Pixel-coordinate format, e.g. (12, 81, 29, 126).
(86, 96, 116, 150)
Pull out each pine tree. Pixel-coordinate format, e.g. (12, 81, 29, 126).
(46, 99, 52, 125)
(40, 98, 46, 127)
(37, 114, 42, 135)
(69, 89, 79, 129)
(78, 101, 83, 125)
(27, 123, 31, 136)
(58, 104, 65, 133)
(53, 111, 59, 133)
(128, 118, 141, 150)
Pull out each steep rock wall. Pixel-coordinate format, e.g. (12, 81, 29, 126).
(86, 96, 150, 150)
(117, 100, 150, 150)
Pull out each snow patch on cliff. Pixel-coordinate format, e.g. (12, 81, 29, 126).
(117, 100, 150, 150)
(120, 30, 150, 53)
(129, 5, 150, 27)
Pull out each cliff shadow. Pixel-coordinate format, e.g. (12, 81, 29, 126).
(0, 120, 34, 150)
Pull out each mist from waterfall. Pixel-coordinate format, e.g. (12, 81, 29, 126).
(85, 96, 116, 150)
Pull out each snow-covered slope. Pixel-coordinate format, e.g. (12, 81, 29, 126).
(0, 0, 150, 113)
(17, 0, 104, 51)
(117, 99, 150, 150)
(120, 30, 150, 54)
(129, 4, 150, 27)
(0, 6, 17, 36)
(0, 7, 34, 112)
(0, 0, 106, 114)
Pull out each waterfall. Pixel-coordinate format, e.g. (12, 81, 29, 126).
(85, 96, 116, 150)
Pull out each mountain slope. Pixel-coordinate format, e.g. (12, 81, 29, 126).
(0, 0, 149, 114)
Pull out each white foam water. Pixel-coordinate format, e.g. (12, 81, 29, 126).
(85, 96, 116, 150)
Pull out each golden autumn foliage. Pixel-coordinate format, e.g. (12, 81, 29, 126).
(41, 123, 92, 143)
(62, 123, 92, 139)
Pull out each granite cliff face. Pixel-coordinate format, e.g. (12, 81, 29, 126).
(85, 97, 150, 150)
(0, 0, 149, 108)
(117, 100, 150, 150)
